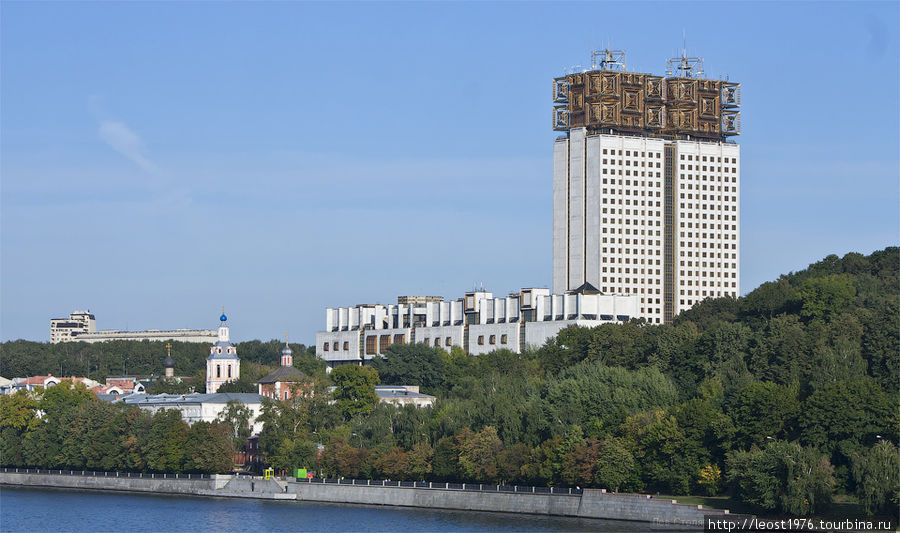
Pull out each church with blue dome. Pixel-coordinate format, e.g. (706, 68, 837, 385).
(206, 311, 240, 393)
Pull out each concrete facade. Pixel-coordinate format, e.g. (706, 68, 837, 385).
(316, 289, 638, 368)
(0, 472, 733, 527)
(50, 311, 96, 343)
(552, 130, 739, 324)
(119, 392, 265, 434)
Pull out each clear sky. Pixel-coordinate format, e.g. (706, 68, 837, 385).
(2, 1, 898, 344)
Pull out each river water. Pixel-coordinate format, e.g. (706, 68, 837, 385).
(0, 486, 669, 532)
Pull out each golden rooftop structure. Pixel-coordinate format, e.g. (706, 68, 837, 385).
(552, 49, 740, 141)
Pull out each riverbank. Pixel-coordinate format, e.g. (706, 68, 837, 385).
(0, 469, 731, 527)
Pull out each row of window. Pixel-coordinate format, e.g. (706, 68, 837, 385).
(602, 169, 663, 177)
(600, 188, 662, 197)
(680, 155, 737, 163)
(604, 243, 663, 251)
(476, 334, 509, 346)
(681, 251, 738, 258)
(601, 149, 663, 158)
(680, 218, 739, 226)
(680, 271, 739, 278)
(602, 238, 664, 248)
(680, 165, 737, 173)
(602, 267, 663, 274)
(601, 278, 661, 285)
(601, 219, 662, 227)
(679, 242, 739, 250)
(680, 261, 738, 268)
(322, 341, 351, 352)
(679, 194, 738, 202)
(680, 227, 738, 235)
(680, 184, 736, 191)
(423, 337, 454, 347)
(603, 287, 663, 294)
(602, 159, 662, 168)
(682, 280, 738, 287)
(602, 179, 661, 187)
(601, 257, 662, 265)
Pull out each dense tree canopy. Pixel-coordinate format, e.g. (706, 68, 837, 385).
(2, 248, 897, 518)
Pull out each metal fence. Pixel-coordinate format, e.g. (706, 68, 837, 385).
(1, 467, 210, 480)
(303, 477, 583, 496)
(0, 467, 580, 495)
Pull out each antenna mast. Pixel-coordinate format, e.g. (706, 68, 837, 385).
(666, 33, 704, 78)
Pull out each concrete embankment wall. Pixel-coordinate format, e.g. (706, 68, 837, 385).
(289, 482, 727, 526)
(0, 471, 220, 495)
(1, 472, 729, 526)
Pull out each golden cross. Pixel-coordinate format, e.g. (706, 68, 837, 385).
(285, 331, 289, 344)
(166, 342, 172, 356)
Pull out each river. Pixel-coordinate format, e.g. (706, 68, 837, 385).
(0, 486, 668, 532)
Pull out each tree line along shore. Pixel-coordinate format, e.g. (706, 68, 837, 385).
(1, 247, 897, 519)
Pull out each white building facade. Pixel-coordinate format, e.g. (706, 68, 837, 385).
(552, 131, 740, 324)
(119, 392, 265, 434)
(50, 310, 216, 344)
(50, 311, 96, 343)
(316, 289, 638, 368)
(551, 51, 741, 324)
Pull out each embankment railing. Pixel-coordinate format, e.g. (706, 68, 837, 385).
(1, 467, 209, 480)
(302, 477, 583, 496)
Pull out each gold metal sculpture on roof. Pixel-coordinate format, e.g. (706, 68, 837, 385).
(553, 49, 740, 140)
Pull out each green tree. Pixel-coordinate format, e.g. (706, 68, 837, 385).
(851, 441, 900, 516)
(184, 421, 234, 473)
(800, 379, 894, 454)
(218, 399, 253, 450)
(331, 365, 380, 419)
(544, 363, 677, 433)
(594, 436, 638, 492)
(731, 381, 800, 449)
(726, 440, 835, 516)
(216, 378, 259, 393)
(796, 274, 856, 321)
(370, 343, 446, 392)
(456, 426, 503, 483)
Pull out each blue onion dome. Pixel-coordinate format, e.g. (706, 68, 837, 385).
(220, 313, 227, 322)
(163, 356, 175, 368)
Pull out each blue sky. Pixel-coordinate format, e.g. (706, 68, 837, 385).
(2, 1, 898, 343)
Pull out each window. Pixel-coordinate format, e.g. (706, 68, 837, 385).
(343, 341, 349, 351)
(446, 337, 452, 347)
(333, 341, 339, 351)
(380, 335, 390, 352)
(424, 338, 430, 347)
(284, 391, 289, 400)
(324, 343, 330, 352)
(489, 335, 496, 345)
(501, 334, 508, 344)
(216, 365, 221, 378)
(365, 336, 377, 355)
(478, 335, 485, 345)
(227, 365, 232, 378)
(393, 334, 405, 345)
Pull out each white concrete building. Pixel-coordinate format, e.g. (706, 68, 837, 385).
(119, 392, 265, 434)
(50, 311, 96, 343)
(376, 385, 435, 407)
(316, 288, 637, 368)
(552, 131, 739, 324)
(551, 51, 741, 324)
(64, 328, 218, 344)
(51, 310, 217, 344)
